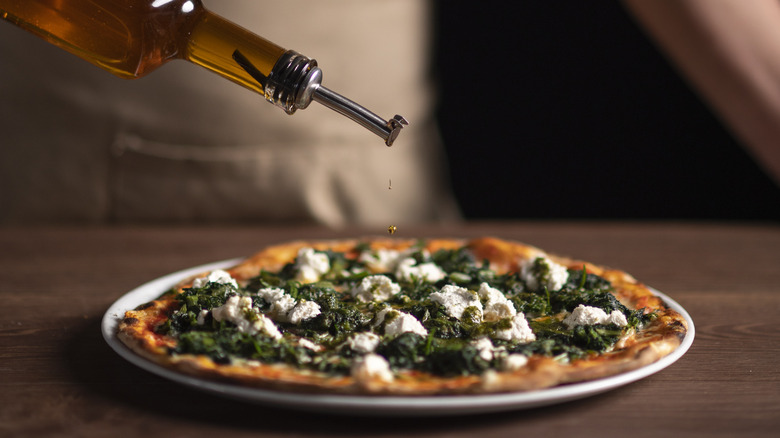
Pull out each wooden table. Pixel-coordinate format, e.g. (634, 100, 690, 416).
(1, 222, 778, 437)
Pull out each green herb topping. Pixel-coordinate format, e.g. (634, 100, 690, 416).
(157, 244, 650, 379)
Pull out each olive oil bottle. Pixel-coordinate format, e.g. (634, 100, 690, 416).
(0, 0, 407, 145)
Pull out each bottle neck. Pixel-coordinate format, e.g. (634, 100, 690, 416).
(184, 11, 325, 116)
(183, 8, 286, 98)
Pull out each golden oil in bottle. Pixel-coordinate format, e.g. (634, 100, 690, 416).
(0, 0, 284, 94)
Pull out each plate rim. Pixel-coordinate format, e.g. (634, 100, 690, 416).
(102, 258, 695, 416)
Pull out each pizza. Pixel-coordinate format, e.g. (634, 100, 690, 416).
(117, 237, 688, 395)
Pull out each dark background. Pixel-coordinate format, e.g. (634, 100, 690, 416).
(432, 1, 780, 221)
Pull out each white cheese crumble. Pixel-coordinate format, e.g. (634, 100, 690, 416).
(192, 269, 238, 289)
(608, 310, 629, 326)
(255, 287, 286, 303)
(502, 354, 529, 371)
(351, 353, 394, 383)
(350, 275, 401, 303)
(256, 287, 321, 325)
(288, 300, 321, 325)
(429, 284, 483, 321)
(210, 296, 252, 327)
(343, 332, 382, 354)
(359, 248, 404, 273)
(520, 256, 569, 291)
(269, 294, 297, 320)
(477, 282, 517, 322)
(374, 308, 428, 337)
(395, 257, 446, 283)
(251, 314, 282, 339)
(562, 304, 628, 328)
(196, 309, 209, 325)
(297, 338, 323, 351)
(294, 247, 330, 283)
(471, 337, 495, 362)
(210, 296, 281, 339)
(493, 313, 536, 343)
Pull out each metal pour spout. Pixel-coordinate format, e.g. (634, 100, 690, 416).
(312, 87, 408, 147)
(233, 50, 408, 146)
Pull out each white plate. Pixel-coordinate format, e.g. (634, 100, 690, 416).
(102, 258, 695, 416)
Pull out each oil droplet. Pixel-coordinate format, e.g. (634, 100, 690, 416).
(387, 225, 397, 235)
(388, 179, 392, 190)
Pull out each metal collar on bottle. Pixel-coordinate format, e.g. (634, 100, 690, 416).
(234, 49, 407, 146)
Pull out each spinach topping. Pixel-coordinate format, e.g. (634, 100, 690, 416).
(508, 318, 627, 362)
(299, 293, 371, 338)
(426, 344, 491, 376)
(158, 282, 236, 335)
(175, 329, 304, 365)
(377, 332, 426, 369)
(156, 244, 650, 378)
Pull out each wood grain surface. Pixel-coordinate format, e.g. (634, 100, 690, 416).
(1, 222, 778, 438)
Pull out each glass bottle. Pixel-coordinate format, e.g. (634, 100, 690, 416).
(0, 0, 407, 145)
